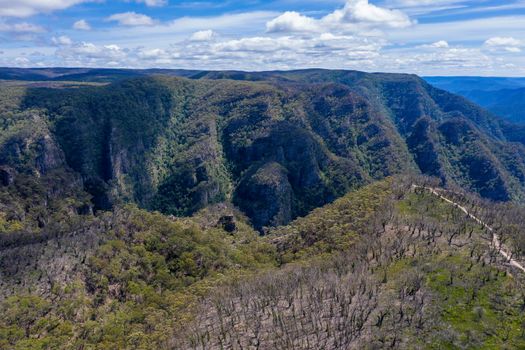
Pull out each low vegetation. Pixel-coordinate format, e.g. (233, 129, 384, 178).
(1, 176, 524, 349)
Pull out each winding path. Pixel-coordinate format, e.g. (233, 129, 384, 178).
(413, 185, 525, 273)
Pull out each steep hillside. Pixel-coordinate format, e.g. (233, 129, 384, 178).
(14, 74, 410, 230)
(185, 70, 525, 202)
(2, 70, 525, 232)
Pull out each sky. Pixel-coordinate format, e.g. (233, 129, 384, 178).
(0, 0, 525, 75)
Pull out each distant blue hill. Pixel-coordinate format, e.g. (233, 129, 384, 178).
(424, 76, 525, 123)
(424, 76, 525, 93)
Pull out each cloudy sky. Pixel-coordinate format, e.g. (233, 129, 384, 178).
(1, 0, 524, 75)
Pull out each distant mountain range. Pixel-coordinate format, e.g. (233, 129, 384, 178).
(3, 69, 524, 124)
(425, 76, 525, 123)
(0, 67, 201, 82)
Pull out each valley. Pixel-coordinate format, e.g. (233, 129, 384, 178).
(1, 69, 525, 349)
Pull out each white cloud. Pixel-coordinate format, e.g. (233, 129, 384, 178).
(190, 29, 216, 41)
(2, 0, 525, 76)
(329, 0, 414, 28)
(14, 57, 30, 66)
(213, 36, 295, 53)
(107, 12, 156, 26)
(505, 47, 522, 53)
(73, 19, 91, 30)
(382, 45, 494, 76)
(137, 48, 170, 59)
(136, 47, 179, 65)
(484, 36, 522, 47)
(70, 42, 99, 54)
(428, 40, 449, 48)
(484, 36, 523, 53)
(0, 0, 89, 17)
(55, 41, 127, 66)
(0, 22, 45, 33)
(32, 30, 384, 70)
(417, 40, 450, 49)
(52, 35, 73, 46)
(135, 0, 167, 6)
(266, 0, 414, 34)
(5, 29, 525, 76)
(266, 11, 320, 33)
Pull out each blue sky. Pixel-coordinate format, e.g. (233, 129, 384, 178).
(1, 0, 525, 75)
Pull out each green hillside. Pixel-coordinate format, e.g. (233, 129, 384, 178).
(4, 70, 525, 231)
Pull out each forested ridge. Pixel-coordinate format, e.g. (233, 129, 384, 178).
(1, 69, 525, 349)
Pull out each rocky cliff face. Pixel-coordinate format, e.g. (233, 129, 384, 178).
(235, 162, 292, 230)
(0, 89, 91, 233)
